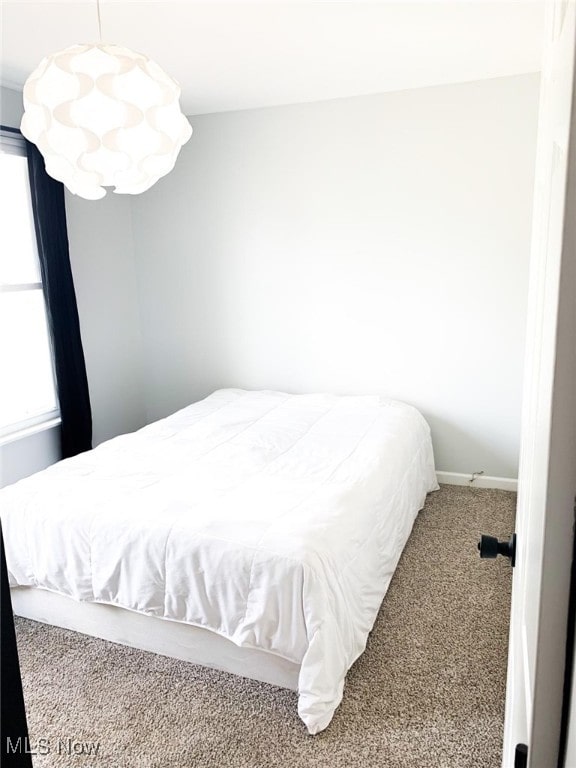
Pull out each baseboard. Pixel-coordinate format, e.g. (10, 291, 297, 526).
(436, 471, 518, 492)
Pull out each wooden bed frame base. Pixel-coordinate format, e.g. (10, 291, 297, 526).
(11, 587, 300, 691)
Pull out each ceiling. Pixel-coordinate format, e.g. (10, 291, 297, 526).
(0, 1, 544, 116)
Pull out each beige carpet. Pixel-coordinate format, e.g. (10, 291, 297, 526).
(15, 485, 515, 768)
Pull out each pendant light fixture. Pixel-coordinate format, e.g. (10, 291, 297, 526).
(20, 0, 192, 200)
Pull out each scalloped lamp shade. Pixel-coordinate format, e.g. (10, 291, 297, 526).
(21, 44, 193, 199)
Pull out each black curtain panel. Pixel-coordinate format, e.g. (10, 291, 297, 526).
(26, 140, 92, 459)
(0, 525, 33, 768)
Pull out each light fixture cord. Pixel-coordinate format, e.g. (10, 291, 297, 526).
(96, 0, 103, 43)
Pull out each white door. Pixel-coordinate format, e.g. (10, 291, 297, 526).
(502, 3, 576, 767)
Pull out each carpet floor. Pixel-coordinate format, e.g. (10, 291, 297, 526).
(14, 485, 515, 768)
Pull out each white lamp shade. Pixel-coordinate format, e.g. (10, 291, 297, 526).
(21, 44, 193, 199)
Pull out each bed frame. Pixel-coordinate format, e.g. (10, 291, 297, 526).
(11, 587, 300, 691)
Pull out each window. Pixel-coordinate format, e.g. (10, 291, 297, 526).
(0, 133, 59, 439)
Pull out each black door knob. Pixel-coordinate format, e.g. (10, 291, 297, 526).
(478, 533, 516, 567)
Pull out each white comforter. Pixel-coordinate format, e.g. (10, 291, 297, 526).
(1, 389, 438, 733)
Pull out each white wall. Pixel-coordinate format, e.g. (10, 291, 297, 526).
(0, 425, 61, 488)
(1, 76, 540, 477)
(131, 74, 539, 478)
(0, 85, 23, 127)
(0, 85, 62, 487)
(65, 193, 147, 445)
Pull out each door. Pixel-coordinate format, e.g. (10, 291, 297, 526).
(502, 3, 576, 767)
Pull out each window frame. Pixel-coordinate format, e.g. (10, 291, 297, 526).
(0, 129, 61, 441)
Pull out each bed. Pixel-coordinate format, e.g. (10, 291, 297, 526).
(1, 388, 438, 733)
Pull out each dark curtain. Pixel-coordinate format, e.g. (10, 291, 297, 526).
(0, 525, 33, 767)
(26, 141, 92, 459)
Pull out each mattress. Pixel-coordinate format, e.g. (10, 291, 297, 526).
(1, 388, 438, 733)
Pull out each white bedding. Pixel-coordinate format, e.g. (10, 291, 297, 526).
(1, 389, 438, 733)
